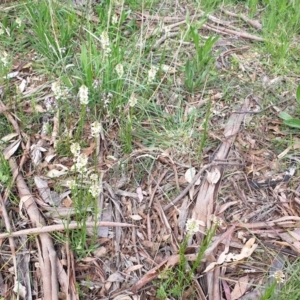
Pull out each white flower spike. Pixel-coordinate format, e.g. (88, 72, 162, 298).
(79, 84, 89, 105)
(91, 121, 102, 137)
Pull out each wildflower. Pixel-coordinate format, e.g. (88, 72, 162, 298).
(100, 30, 111, 57)
(90, 173, 99, 182)
(67, 179, 77, 189)
(92, 79, 100, 89)
(51, 81, 69, 100)
(185, 218, 205, 235)
(74, 153, 88, 173)
(115, 63, 124, 78)
(102, 92, 113, 108)
(112, 14, 118, 25)
(15, 17, 22, 28)
(271, 270, 285, 284)
(147, 65, 158, 84)
(91, 121, 102, 137)
(59, 47, 66, 54)
(78, 84, 89, 105)
(210, 215, 223, 227)
(164, 26, 171, 36)
(44, 96, 58, 112)
(70, 142, 81, 157)
(89, 183, 101, 198)
(1, 51, 8, 66)
(128, 94, 137, 107)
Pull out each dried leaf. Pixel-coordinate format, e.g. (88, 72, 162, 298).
(184, 167, 200, 185)
(93, 246, 107, 257)
(45, 153, 56, 163)
(5, 71, 19, 79)
(1, 132, 19, 142)
(231, 275, 249, 300)
(3, 138, 21, 159)
(30, 144, 47, 166)
(129, 214, 143, 221)
(206, 168, 221, 184)
(46, 164, 69, 178)
(136, 186, 143, 202)
(34, 176, 61, 206)
(204, 238, 257, 272)
(13, 280, 27, 298)
(19, 79, 27, 93)
(124, 264, 143, 273)
(113, 295, 132, 300)
(279, 231, 300, 253)
(161, 64, 177, 74)
(107, 272, 124, 283)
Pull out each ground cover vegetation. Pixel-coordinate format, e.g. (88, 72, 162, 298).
(0, 0, 300, 299)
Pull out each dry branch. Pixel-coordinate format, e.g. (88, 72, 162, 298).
(192, 98, 250, 299)
(9, 158, 64, 300)
(220, 8, 262, 30)
(0, 221, 136, 239)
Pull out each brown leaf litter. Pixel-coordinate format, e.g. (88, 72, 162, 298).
(1, 2, 300, 300)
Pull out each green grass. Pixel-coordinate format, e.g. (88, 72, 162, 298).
(156, 222, 218, 299)
(1, 0, 300, 298)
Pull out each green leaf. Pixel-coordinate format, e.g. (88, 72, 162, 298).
(296, 85, 300, 105)
(279, 111, 293, 120)
(284, 118, 300, 129)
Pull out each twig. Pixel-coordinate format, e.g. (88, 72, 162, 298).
(202, 23, 264, 41)
(0, 221, 136, 239)
(0, 194, 18, 282)
(220, 8, 262, 30)
(147, 170, 168, 241)
(232, 97, 293, 114)
(163, 161, 244, 211)
(151, 32, 179, 50)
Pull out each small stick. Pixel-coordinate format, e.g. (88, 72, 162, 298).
(0, 221, 136, 239)
(220, 8, 262, 30)
(147, 170, 168, 241)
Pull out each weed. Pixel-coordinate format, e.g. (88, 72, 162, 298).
(279, 85, 300, 129)
(0, 154, 11, 185)
(184, 25, 218, 93)
(156, 219, 218, 299)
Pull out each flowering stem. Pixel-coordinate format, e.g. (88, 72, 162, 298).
(76, 105, 86, 140)
(190, 224, 217, 276)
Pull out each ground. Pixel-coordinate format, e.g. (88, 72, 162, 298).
(0, 0, 300, 299)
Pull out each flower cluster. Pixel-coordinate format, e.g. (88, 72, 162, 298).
(128, 94, 137, 107)
(69, 143, 101, 198)
(67, 179, 77, 190)
(91, 121, 102, 137)
(210, 215, 223, 227)
(271, 270, 285, 284)
(102, 92, 113, 108)
(185, 218, 204, 235)
(78, 84, 89, 105)
(74, 153, 88, 173)
(111, 14, 118, 26)
(1, 51, 8, 66)
(70, 142, 88, 174)
(115, 63, 124, 78)
(44, 96, 58, 112)
(89, 173, 101, 198)
(0, 22, 7, 36)
(15, 18, 22, 28)
(70, 142, 81, 157)
(100, 30, 111, 57)
(51, 81, 69, 100)
(147, 65, 158, 84)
